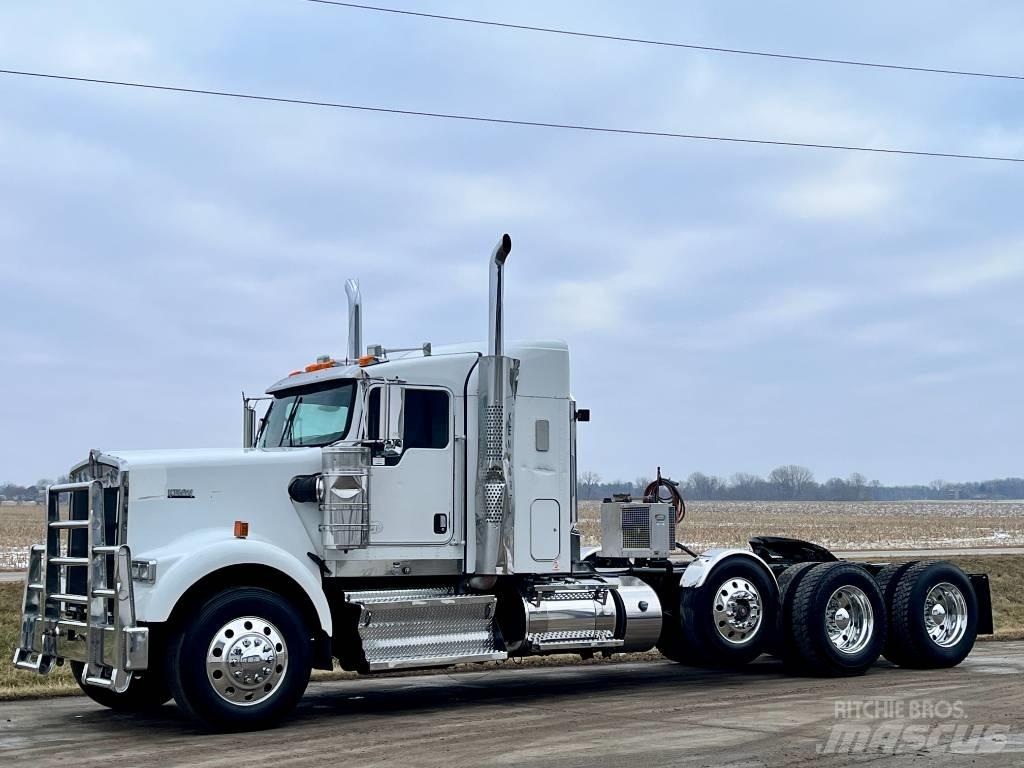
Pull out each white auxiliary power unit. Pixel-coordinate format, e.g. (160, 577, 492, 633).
(600, 501, 675, 559)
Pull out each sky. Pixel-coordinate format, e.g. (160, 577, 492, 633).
(1, 1, 1022, 487)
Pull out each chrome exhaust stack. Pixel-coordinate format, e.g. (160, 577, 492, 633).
(488, 234, 511, 357)
(345, 278, 363, 362)
(471, 234, 517, 589)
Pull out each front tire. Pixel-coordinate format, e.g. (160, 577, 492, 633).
(678, 558, 778, 667)
(168, 587, 312, 731)
(70, 661, 172, 712)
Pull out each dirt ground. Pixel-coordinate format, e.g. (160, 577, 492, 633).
(1, 642, 1022, 767)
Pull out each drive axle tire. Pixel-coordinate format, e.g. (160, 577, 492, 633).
(769, 561, 817, 657)
(873, 561, 918, 665)
(786, 562, 886, 676)
(678, 558, 778, 667)
(168, 587, 312, 731)
(886, 561, 978, 669)
(70, 661, 172, 712)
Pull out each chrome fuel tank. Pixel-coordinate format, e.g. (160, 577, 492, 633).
(504, 576, 661, 655)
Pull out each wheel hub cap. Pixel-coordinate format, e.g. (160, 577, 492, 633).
(207, 617, 288, 706)
(825, 586, 874, 655)
(833, 607, 851, 630)
(713, 578, 763, 645)
(924, 582, 968, 649)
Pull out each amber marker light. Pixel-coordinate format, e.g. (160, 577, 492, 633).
(234, 520, 249, 538)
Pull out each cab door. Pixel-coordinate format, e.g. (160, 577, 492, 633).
(366, 384, 455, 545)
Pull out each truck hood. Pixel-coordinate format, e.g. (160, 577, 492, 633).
(72, 447, 323, 505)
(90, 447, 321, 472)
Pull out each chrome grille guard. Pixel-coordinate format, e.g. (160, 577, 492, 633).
(12, 471, 148, 693)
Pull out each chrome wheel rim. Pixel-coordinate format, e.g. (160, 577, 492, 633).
(925, 582, 968, 648)
(713, 577, 762, 645)
(206, 617, 288, 707)
(825, 586, 874, 655)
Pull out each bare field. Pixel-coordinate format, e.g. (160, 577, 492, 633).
(0, 505, 43, 571)
(578, 499, 1024, 552)
(4, 500, 1024, 572)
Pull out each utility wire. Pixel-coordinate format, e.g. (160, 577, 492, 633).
(304, 0, 1024, 83)
(1, 68, 1020, 163)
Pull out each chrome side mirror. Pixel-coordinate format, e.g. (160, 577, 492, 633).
(382, 382, 404, 457)
(243, 393, 272, 448)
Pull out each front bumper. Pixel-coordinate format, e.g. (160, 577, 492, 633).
(12, 471, 149, 693)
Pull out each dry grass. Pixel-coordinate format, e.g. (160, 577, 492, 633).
(0, 504, 44, 571)
(578, 499, 1024, 552)
(0, 581, 77, 700)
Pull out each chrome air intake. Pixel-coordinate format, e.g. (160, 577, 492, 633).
(472, 235, 515, 583)
(320, 445, 372, 549)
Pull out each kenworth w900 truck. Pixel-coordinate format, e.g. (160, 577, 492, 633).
(14, 235, 993, 730)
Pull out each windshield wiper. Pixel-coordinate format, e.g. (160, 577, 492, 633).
(280, 396, 303, 447)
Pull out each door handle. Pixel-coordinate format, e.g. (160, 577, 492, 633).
(433, 513, 448, 535)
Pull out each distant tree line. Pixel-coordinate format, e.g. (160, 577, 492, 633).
(577, 468, 1024, 502)
(0, 477, 68, 504)
(5, 470, 1023, 505)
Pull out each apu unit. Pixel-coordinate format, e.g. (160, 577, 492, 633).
(600, 501, 675, 558)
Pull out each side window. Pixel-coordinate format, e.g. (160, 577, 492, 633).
(367, 388, 381, 440)
(403, 389, 450, 449)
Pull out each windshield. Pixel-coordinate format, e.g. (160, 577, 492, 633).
(258, 380, 357, 448)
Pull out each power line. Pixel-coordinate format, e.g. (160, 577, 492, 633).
(1, 67, 1020, 163)
(304, 0, 1024, 83)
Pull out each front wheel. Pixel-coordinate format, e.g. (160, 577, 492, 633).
(677, 558, 778, 667)
(168, 587, 312, 731)
(70, 661, 171, 712)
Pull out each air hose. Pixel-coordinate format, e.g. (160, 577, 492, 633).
(643, 467, 686, 524)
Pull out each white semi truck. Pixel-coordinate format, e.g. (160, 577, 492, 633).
(15, 235, 993, 730)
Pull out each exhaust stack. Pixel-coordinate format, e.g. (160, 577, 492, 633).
(488, 234, 512, 357)
(472, 234, 516, 589)
(345, 278, 362, 362)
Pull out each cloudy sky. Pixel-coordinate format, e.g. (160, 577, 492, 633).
(1, 1, 1022, 486)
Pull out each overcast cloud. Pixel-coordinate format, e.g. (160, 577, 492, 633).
(1, 1, 1021, 485)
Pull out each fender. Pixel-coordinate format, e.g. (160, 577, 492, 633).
(132, 532, 333, 635)
(680, 548, 778, 591)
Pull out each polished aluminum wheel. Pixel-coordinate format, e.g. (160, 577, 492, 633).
(206, 617, 288, 707)
(924, 582, 969, 648)
(825, 586, 874, 655)
(713, 578, 762, 645)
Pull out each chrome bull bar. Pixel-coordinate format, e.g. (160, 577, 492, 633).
(12, 479, 148, 693)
